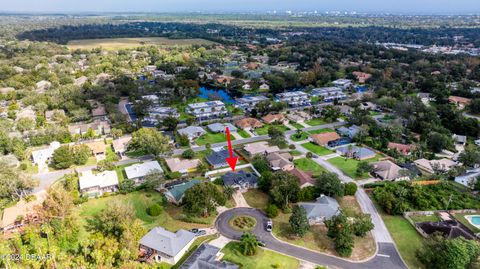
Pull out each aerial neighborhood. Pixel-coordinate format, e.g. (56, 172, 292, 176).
(0, 7, 480, 269)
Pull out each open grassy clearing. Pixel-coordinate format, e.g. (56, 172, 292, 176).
(301, 142, 334, 156)
(67, 37, 216, 50)
(272, 196, 376, 261)
(221, 242, 300, 269)
(293, 158, 327, 176)
(243, 189, 270, 210)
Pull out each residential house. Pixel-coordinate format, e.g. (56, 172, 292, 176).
(418, 93, 434, 106)
(276, 91, 311, 108)
(332, 79, 352, 90)
(289, 168, 315, 188)
(449, 96, 471, 110)
(205, 149, 237, 169)
(165, 158, 201, 174)
(144, 106, 179, 125)
(259, 83, 270, 91)
(0, 87, 15, 95)
(388, 142, 414, 156)
(186, 101, 227, 120)
(234, 118, 263, 131)
(310, 87, 347, 102)
(371, 160, 409, 181)
(179, 244, 239, 269)
(31, 141, 61, 171)
(352, 71, 372, 84)
(359, 102, 377, 111)
(299, 195, 340, 225)
(244, 141, 280, 156)
(16, 106, 36, 121)
(454, 168, 480, 188)
(222, 171, 258, 190)
(337, 105, 354, 116)
(453, 134, 467, 145)
(85, 141, 107, 161)
(266, 152, 294, 171)
(287, 110, 312, 123)
(112, 135, 132, 156)
(88, 100, 107, 120)
(336, 145, 376, 160)
(337, 125, 360, 139)
(177, 126, 207, 141)
(125, 161, 163, 185)
(310, 132, 341, 146)
(139, 227, 196, 265)
(164, 179, 202, 205)
(68, 120, 111, 136)
(207, 123, 237, 133)
(414, 158, 456, 175)
(79, 170, 119, 197)
(262, 113, 286, 124)
(1, 192, 45, 232)
(235, 96, 269, 111)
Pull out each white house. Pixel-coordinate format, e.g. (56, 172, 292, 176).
(79, 170, 119, 197)
(124, 161, 163, 185)
(31, 141, 61, 171)
(454, 169, 480, 188)
(139, 227, 196, 265)
(186, 101, 227, 119)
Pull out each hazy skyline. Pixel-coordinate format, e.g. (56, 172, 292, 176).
(1, 0, 480, 14)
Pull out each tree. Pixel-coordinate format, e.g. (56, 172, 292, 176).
(38, 185, 75, 221)
(72, 144, 91, 165)
(111, 128, 123, 139)
(96, 159, 115, 171)
(129, 128, 172, 156)
(147, 204, 162, 216)
(315, 172, 345, 197)
(356, 161, 373, 176)
(251, 155, 270, 174)
(240, 232, 258, 256)
(344, 182, 358, 196)
(118, 179, 135, 194)
(52, 146, 74, 169)
(181, 149, 195, 159)
(427, 132, 451, 153)
(142, 172, 163, 190)
(176, 133, 190, 147)
(458, 148, 480, 168)
(269, 171, 300, 209)
(325, 213, 354, 257)
(289, 205, 310, 237)
(322, 105, 341, 122)
(0, 162, 37, 205)
(417, 233, 480, 269)
(469, 98, 480, 114)
(224, 186, 235, 199)
(268, 126, 286, 147)
(183, 182, 226, 217)
(161, 116, 179, 131)
(16, 118, 35, 132)
(266, 204, 279, 218)
(353, 213, 374, 237)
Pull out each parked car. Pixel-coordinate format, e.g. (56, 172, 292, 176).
(265, 220, 272, 232)
(257, 240, 266, 247)
(190, 228, 207, 236)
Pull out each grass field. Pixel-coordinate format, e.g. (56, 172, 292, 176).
(305, 118, 327, 126)
(290, 122, 304, 130)
(301, 142, 334, 156)
(328, 155, 382, 180)
(293, 158, 327, 176)
(255, 124, 290, 135)
(196, 131, 234, 146)
(221, 242, 300, 269)
(237, 129, 251, 138)
(114, 162, 141, 182)
(290, 131, 309, 141)
(243, 189, 270, 210)
(67, 37, 216, 50)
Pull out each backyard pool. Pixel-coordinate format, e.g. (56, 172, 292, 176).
(465, 215, 480, 228)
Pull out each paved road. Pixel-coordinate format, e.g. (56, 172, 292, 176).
(216, 208, 407, 269)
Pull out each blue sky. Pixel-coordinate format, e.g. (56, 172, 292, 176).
(1, 0, 479, 14)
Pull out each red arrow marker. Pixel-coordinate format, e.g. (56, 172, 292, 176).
(225, 127, 238, 171)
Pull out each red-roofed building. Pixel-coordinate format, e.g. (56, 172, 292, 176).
(289, 168, 315, 188)
(352, 71, 372, 84)
(388, 142, 414, 156)
(449, 96, 471, 110)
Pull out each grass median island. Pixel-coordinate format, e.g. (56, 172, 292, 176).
(229, 215, 257, 231)
(301, 142, 334, 156)
(221, 242, 300, 269)
(290, 131, 309, 141)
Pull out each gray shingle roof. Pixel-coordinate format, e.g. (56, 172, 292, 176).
(179, 244, 239, 269)
(299, 195, 340, 220)
(207, 123, 237, 133)
(222, 171, 258, 188)
(205, 149, 237, 167)
(140, 227, 196, 257)
(125, 161, 163, 179)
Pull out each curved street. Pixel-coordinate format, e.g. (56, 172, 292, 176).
(215, 207, 407, 269)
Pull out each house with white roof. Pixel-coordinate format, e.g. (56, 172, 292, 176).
(332, 79, 352, 89)
(79, 170, 119, 197)
(139, 227, 196, 265)
(310, 87, 347, 102)
(177, 126, 207, 141)
(186, 101, 227, 120)
(455, 169, 480, 189)
(31, 141, 61, 171)
(124, 161, 163, 185)
(276, 91, 311, 108)
(235, 95, 269, 111)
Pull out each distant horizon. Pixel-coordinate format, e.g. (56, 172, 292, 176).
(1, 0, 479, 15)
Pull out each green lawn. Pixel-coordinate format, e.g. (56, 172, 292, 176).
(305, 118, 327, 126)
(196, 131, 234, 146)
(290, 150, 303, 156)
(106, 146, 120, 162)
(379, 210, 425, 269)
(294, 158, 327, 176)
(301, 142, 334, 156)
(409, 214, 441, 223)
(327, 155, 382, 180)
(237, 129, 251, 138)
(290, 122, 304, 130)
(243, 189, 270, 210)
(308, 128, 335, 134)
(77, 191, 216, 232)
(125, 149, 148, 158)
(290, 132, 309, 141)
(221, 242, 299, 269)
(452, 212, 480, 233)
(255, 124, 290, 136)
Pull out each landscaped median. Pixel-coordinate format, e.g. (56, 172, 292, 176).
(229, 215, 257, 231)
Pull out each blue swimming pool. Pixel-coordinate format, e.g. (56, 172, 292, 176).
(466, 215, 480, 228)
(471, 216, 480, 225)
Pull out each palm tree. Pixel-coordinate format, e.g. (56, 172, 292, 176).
(240, 231, 258, 256)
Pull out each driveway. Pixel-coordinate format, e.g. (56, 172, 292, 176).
(216, 208, 407, 269)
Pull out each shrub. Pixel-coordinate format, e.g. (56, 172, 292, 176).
(147, 204, 162, 216)
(306, 152, 313, 158)
(344, 182, 358, 196)
(166, 171, 182, 180)
(289, 144, 296, 150)
(181, 149, 195, 159)
(265, 204, 279, 218)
